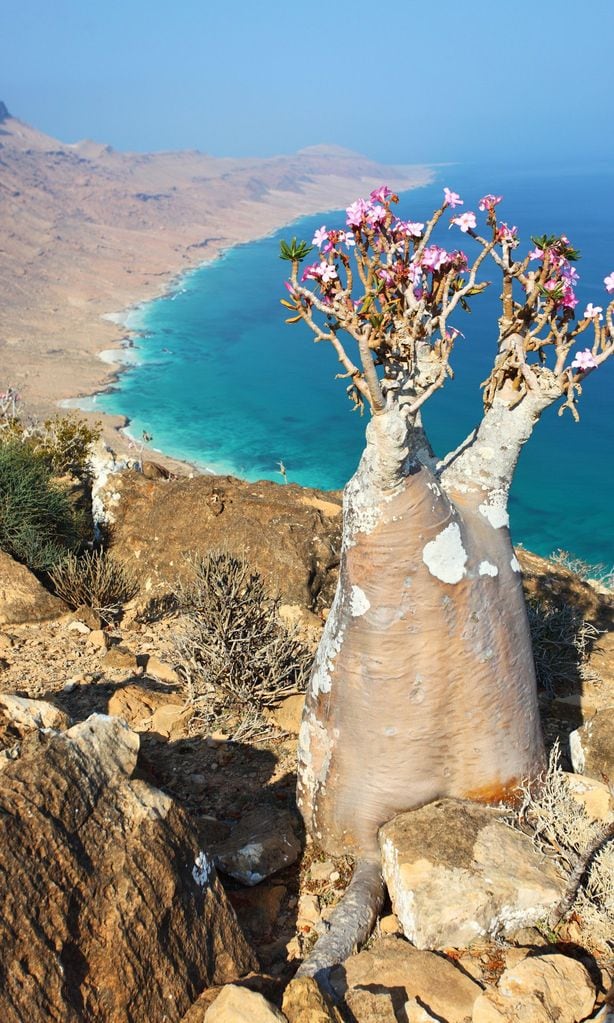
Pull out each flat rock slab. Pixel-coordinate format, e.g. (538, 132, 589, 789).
(0, 713, 255, 1023)
(332, 936, 481, 1023)
(380, 800, 565, 950)
(0, 549, 65, 625)
(210, 806, 302, 885)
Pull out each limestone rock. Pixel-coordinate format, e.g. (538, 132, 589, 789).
(344, 988, 397, 1022)
(211, 806, 302, 885)
(204, 985, 285, 1022)
(86, 628, 108, 650)
(0, 693, 69, 733)
(106, 471, 342, 609)
(472, 953, 596, 1023)
(0, 713, 255, 1022)
(102, 643, 138, 671)
(282, 976, 342, 1023)
(334, 936, 481, 1023)
(0, 694, 70, 771)
(564, 771, 614, 822)
(570, 708, 613, 786)
(380, 800, 565, 949)
(404, 999, 441, 1023)
(143, 653, 180, 683)
(0, 549, 65, 625)
(107, 681, 186, 734)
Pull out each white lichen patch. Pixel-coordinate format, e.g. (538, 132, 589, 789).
(478, 491, 509, 530)
(350, 584, 370, 617)
(510, 555, 521, 572)
(422, 522, 467, 584)
(310, 594, 344, 696)
(478, 561, 498, 577)
(192, 850, 213, 887)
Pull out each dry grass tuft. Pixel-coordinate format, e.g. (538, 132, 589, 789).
(49, 549, 139, 623)
(527, 597, 601, 695)
(513, 743, 613, 950)
(174, 550, 312, 739)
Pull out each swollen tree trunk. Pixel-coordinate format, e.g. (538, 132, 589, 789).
(297, 400, 547, 860)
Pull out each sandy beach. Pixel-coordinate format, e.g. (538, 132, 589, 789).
(0, 106, 433, 462)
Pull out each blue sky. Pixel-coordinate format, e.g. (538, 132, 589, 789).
(3, 0, 613, 164)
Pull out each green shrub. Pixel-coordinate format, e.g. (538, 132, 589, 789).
(49, 549, 139, 623)
(34, 414, 101, 478)
(0, 441, 81, 571)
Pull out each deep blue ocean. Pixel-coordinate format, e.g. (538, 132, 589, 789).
(88, 163, 613, 567)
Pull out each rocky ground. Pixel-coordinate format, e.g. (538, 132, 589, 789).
(0, 467, 612, 1023)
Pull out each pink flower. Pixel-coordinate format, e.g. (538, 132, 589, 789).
(312, 226, 328, 247)
(367, 204, 387, 226)
(562, 287, 578, 310)
(370, 185, 392, 204)
(378, 269, 394, 285)
(583, 303, 603, 320)
(393, 219, 424, 238)
(420, 245, 450, 272)
(528, 247, 543, 261)
(604, 272, 614, 293)
(443, 187, 463, 209)
(320, 262, 338, 284)
(497, 223, 518, 242)
(346, 199, 369, 228)
(343, 231, 356, 248)
(478, 194, 503, 212)
(571, 349, 599, 371)
(302, 263, 323, 282)
(450, 212, 477, 233)
(561, 264, 580, 286)
(283, 280, 297, 296)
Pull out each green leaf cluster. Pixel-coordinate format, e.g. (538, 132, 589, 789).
(279, 237, 313, 262)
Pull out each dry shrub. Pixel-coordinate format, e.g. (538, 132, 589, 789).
(551, 549, 614, 590)
(174, 550, 312, 738)
(527, 597, 600, 695)
(49, 549, 138, 623)
(514, 743, 613, 950)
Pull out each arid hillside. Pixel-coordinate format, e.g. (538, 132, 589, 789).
(0, 101, 432, 423)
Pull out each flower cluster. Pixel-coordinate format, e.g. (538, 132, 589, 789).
(571, 349, 599, 371)
(282, 185, 613, 403)
(528, 237, 581, 311)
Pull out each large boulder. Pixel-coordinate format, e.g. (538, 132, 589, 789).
(0, 713, 255, 1023)
(379, 800, 565, 950)
(104, 471, 341, 609)
(472, 953, 596, 1023)
(331, 936, 481, 1023)
(0, 549, 65, 625)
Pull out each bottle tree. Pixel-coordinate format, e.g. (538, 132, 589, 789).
(280, 186, 613, 970)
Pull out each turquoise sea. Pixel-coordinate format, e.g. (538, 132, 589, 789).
(89, 164, 613, 567)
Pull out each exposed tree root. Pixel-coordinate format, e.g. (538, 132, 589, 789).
(297, 860, 385, 983)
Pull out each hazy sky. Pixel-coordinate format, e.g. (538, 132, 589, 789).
(3, 0, 613, 165)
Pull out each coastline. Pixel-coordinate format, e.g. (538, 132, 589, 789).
(0, 106, 434, 472)
(59, 177, 437, 473)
